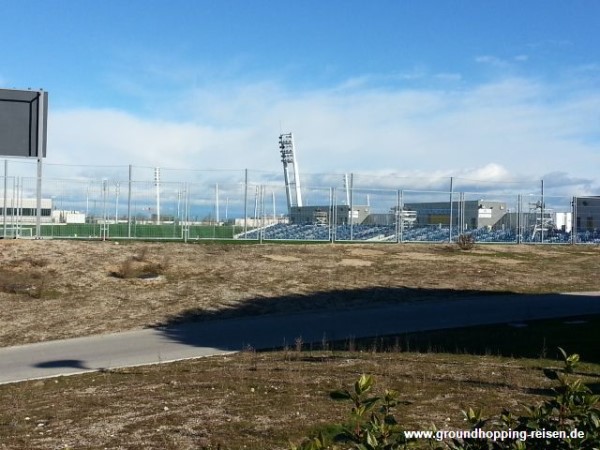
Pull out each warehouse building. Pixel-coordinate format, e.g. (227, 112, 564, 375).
(0, 198, 53, 223)
(576, 197, 600, 231)
(403, 200, 507, 229)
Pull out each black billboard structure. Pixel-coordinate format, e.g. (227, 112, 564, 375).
(0, 88, 48, 238)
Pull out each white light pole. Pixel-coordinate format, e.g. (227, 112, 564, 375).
(102, 179, 108, 220)
(176, 189, 182, 223)
(215, 183, 220, 224)
(85, 184, 90, 223)
(102, 178, 108, 240)
(114, 181, 120, 223)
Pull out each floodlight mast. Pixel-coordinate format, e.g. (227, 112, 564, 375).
(279, 132, 303, 212)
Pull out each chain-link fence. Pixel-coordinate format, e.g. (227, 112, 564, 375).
(1, 165, 599, 244)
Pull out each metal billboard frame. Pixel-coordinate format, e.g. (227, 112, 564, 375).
(0, 88, 48, 238)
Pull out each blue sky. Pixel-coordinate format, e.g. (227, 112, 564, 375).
(1, 0, 599, 195)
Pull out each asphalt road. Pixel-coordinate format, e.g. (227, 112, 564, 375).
(1, 291, 599, 385)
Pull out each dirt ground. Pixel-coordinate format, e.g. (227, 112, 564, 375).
(1, 239, 600, 450)
(1, 239, 599, 347)
(1, 350, 583, 450)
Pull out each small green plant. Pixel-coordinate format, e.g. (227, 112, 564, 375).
(450, 348, 600, 449)
(292, 349, 600, 450)
(292, 374, 414, 449)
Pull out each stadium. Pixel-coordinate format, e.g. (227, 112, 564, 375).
(2, 132, 600, 244)
(235, 133, 600, 244)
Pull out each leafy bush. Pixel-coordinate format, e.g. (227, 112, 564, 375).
(291, 374, 414, 450)
(450, 348, 600, 450)
(292, 349, 600, 450)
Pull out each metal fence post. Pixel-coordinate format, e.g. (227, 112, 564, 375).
(349, 173, 354, 241)
(572, 196, 577, 244)
(184, 182, 189, 243)
(400, 189, 404, 244)
(3, 160, 7, 239)
(127, 165, 132, 239)
(259, 185, 265, 244)
(215, 183, 220, 225)
(35, 157, 43, 239)
(395, 189, 400, 243)
(101, 178, 108, 241)
(327, 187, 335, 244)
(35, 90, 46, 240)
(332, 187, 337, 243)
(540, 180, 544, 244)
(243, 169, 248, 237)
(463, 192, 467, 234)
(448, 177, 454, 243)
(517, 194, 522, 244)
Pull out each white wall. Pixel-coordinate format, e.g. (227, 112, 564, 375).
(554, 212, 572, 232)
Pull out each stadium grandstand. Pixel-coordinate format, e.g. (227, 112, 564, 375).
(234, 133, 600, 244)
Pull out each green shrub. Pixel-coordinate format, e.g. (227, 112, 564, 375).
(450, 348, 600, 450)
(291, 373, 415, 450)
(291, 349, 600, 450)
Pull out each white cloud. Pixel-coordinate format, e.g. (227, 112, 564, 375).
(475, 55, 510, 68)
(41, 75, 600, 197)
(434, 73, 462, 82)
(475, 54, 530, 68)
(460, 163, 512, 182)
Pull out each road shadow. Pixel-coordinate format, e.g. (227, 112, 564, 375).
(345, 315, 600, 365)
(155, 286, 509, 325)
(153, 286, 600, 364)
(35, 359, 89, 370)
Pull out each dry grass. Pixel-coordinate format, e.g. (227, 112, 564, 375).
(109, 247, 168, 280)
(1, 240, 600, 347)
(2, 348, 597, 450)
(0, 257, 55, 299)
(1, 240, 600, 449)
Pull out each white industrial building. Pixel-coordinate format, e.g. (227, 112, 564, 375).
(51, 210, 86, 224)
(0, 198, 87, 225)
(0, 198, 53, 223)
